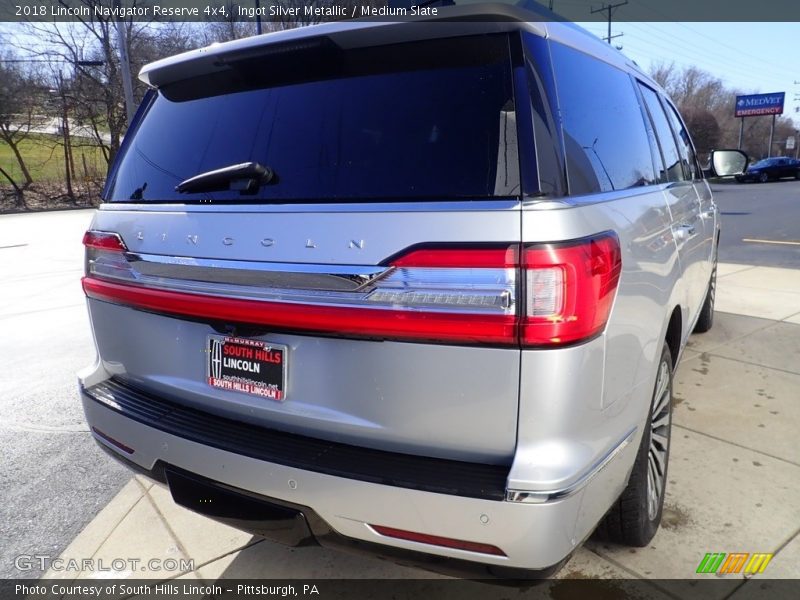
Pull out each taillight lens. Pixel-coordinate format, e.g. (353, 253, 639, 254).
(82, 230, 127, 251)
(520, 233, 621, 346)
(81, 230, 620, 347)
(83, 230, 130, 280)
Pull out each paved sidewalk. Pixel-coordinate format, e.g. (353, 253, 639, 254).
(43, 263, 800, 594)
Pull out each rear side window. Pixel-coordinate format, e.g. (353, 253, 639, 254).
(663, 101, 699, 180)
(549, 43, 655, 195)
(106, 35, 519, 203)
(638, 83, 685, 183)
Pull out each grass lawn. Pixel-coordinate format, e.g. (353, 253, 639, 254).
(0, 133, 108, 185)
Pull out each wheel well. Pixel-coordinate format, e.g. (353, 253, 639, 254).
(665, 307, 682, 370)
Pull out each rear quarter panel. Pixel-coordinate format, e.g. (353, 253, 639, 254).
(515, 188, 680, 489)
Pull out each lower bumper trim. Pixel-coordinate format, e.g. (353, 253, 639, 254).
(126, 459, 566, 580)
(83, 377, 509, 501)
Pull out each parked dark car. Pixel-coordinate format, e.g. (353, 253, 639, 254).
(735, 156, 800, 183)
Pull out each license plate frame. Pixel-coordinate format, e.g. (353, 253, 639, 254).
(206, 335, 287, 401)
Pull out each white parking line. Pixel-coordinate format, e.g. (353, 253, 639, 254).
(742, 238, 800, 246)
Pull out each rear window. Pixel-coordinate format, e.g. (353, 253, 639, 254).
(106, 35, 519, 203)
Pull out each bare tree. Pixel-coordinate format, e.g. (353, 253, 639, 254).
(19, 1, 174, 166)
(649, 62, 798, 160)
(200, 1, 257, 43)
(683, 110, 721, 160)
(0, 55, 40, 188)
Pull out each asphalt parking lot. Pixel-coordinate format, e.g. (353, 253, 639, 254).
(712, 179, 800, 268)
(1, 204, 798, 595)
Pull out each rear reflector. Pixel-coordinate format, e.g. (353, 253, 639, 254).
(370, 524, 506, 556)
(91, 426, 134, 454)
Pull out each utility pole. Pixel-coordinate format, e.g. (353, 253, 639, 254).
(113, 0, 136, 126)
(768, 114, 776, 158)
(591, 1, 627, 44)
(255, 0, 262, 34)
(55, 71, 74, 200)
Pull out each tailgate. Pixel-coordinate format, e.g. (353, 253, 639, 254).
(85, 206, 521, 464)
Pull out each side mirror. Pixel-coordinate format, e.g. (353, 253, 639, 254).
(707, 149, 748, 177)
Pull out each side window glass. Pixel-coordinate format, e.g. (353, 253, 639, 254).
(638, 83, 685, 183)
(550, 43, 656, 195)
(663, 100, 698, 180)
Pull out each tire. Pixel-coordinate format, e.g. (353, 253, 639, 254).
(693, 261, 716, 334)
(794, 171, 800, 180)
(759, 172, 769, 183)
(594, 343, 673, 547)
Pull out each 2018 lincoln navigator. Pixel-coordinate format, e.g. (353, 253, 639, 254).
(78, 1, 741, 578)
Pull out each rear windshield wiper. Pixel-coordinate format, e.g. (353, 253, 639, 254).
(175, 162, 275, 195)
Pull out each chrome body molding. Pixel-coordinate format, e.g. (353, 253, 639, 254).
(505, 427, 637, 504)
(127, 253, 389, 292)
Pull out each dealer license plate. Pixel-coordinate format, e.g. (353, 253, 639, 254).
(206, 335, 287, 401)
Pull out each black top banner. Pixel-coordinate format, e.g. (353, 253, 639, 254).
(1, 0, 800, 23)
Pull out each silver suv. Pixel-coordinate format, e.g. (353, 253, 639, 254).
(79, 4, 740, 578)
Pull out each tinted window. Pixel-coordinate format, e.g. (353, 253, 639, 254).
(107, 35, 518, 203)
(550, 43, 655, 195)
(663, 100, 698, 180)
(520, 32, 566, 197)
(638, 83, 684, 183)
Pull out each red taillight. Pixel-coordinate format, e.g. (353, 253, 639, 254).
(82, 278, 519, 344)
(520, 234, 621, 346)
(370, 524, 506, 556)
(390, 246, 518, 268)
(82, 230, 127, 252)
(81, 233, 620, 347)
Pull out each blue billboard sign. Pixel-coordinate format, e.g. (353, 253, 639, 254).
(735, 92, 785, 117)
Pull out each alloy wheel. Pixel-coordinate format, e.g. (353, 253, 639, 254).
(647, 360, 671, 521)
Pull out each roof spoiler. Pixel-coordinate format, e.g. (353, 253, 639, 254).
(139, 2, 549, 88)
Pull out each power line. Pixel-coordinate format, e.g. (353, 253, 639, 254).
(628, 22, 791, 81)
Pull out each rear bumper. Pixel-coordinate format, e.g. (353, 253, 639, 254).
(103, 457, 567, 580)
(80, 377, 637, 575)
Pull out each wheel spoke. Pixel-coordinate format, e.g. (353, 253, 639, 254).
(653, 387, 670, 419)
(647, 464, 658, 518)
(650, 444, 667, 475)
(651, 431, 669, 451)
(653, 463, 663, 499)
(653, 364, 669, 408)
(652, 413, 670, 430)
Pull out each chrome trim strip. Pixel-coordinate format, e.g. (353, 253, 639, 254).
(505, 427, 637, 504)
(127, 253, 388, 291)
(86, 252, 518, 315)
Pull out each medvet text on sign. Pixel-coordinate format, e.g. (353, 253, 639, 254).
(734, 92, 785, 117)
